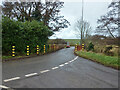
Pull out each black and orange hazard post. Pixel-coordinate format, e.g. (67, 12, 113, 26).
(12, 46, 15, 57)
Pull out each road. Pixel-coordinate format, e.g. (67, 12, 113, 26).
(1, 47, 119, 88)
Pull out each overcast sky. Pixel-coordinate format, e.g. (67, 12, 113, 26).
(50, 0, 112, 39)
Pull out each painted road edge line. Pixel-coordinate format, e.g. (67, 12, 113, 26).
(4, 77, 20, 82)
(40, 70, 50, 73)
(0, 85, 9, 89)
(25, 73, 38, 77)
(52, 67, 59, 70)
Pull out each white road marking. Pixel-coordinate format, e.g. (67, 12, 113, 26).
(0, 85, 9, 89)
(4, 77, 20, 82)
(65, 62, 68, 65)
(69, 60, 73, 63)
(71, 59, 75, 61)
(69, 56, 78, 63)
(25, 73, 38, 77)
(74, 56, 78, 60)
(3, 56, 79, 83)
(40, 70, 50, 73)
(59, 64, 64, 67)
(52, 67, 59, 70)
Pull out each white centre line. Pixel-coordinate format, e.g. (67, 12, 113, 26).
(52, 67, 59, 70)
(74, 56, 78, 60)
(64, 62, 68, 65)
(59, 64, 64, 67)
(25, 73, 38, 77)
(69, 56, 78, 63)
(71, 59, 75, 61)
(3, 56, 79, 83)
(69, 60, 73, 63)
(40, 70, 50, 73)
(4, 77, 20, 82)
(0, 85, 9, 89)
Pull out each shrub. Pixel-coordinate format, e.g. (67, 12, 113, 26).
(87, 42, 94, 51)
(2, 16, 53, 55)
(104, 45, 113, 56)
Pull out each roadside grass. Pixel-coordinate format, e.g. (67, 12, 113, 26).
(75, 51, 119, 69)
(2, 56, 23, 59)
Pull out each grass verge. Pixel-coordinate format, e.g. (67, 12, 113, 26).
(75, 51, 119, 70)
(2, 56, 23, 59)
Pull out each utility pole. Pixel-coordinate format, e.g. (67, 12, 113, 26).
(81, 0, 84, 45)
(118, 1, 120, 36)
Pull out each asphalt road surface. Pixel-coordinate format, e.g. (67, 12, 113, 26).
(1, 47, 119, 88)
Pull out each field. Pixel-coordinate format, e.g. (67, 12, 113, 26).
(64, 39, 80, 45)
(48, 39, 80, 45)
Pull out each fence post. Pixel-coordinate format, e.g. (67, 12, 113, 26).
(27, 46, 29, 56)
(82, 44, 84, 51)
(12, 46, 15, 57)
(37, 45, 39, 55)
(75, 44, 77, 52)
(44, 45, 45, 54)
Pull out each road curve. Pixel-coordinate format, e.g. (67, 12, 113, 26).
(2, 47, 119, 88)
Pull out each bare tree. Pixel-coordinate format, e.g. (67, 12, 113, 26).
(96, 0, 119, 38)
(2, 2, 35, 21)
(74, 18, 92, 44)
(2, 0, 70, 31)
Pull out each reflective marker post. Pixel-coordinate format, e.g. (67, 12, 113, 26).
(27, 46, 29, 56)
(82, 44, 84, 51)
(37, 45, 39, 55)
(75, 44, 77, 52)
(44, 45, 45, 54)
(12, 46, 15, 57)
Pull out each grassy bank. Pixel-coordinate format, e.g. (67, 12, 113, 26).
(75, 51, 119, 70)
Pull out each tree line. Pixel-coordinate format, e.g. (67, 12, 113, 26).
(2, 1, 70, 55)
(2, 1, 70, 31)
